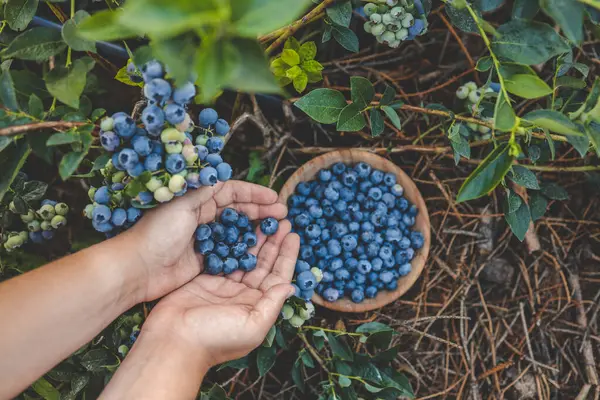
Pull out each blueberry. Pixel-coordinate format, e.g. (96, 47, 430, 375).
(151, 140, 164, 155)
(127, 207, 142, 223)
(214, 242, 230, 258)
(236, 214, 250, 229)
(395, 248, 414, 264)
(324, 186, 339, 202)
(409, 231, 424, 248)
(206, 154, 223, 167)
(305, 224, 321, 239)
(164, 154, 184, 174)
(221, 208, 239, 226)
(300, 289, 314, 301)
(242, 232, 257, 247)
(199, 167, 218, 186)
(396, 197, 409, 211)
(327, 239, 342, 256)
(195, 145, 209, 161)
(386, 279, 399, 290)
(132, 135, 152, 156)
(299, 245, 313, 261)
(231, 242, 248, 258)
(352, 271, 366, 285)
(402, 215, 415, 227)
(357, 260, 372, 274)
(334, 268, 350, 281)
(112, 112, 136, 138)
(383, 172, 396, 186)
(100, 131, 120, 152)
(41, 230, 55, 240)
(409, 18, 425, 36)
(391, 184, 404, 197)
(332, 162, 346, 175)
(294, 213, 310, 228)
(92, 220, 113, 233)
(370, 169, 384, 184)
(407, 204, 418, 217)
(92, 205, 111, 224)
(379, 244, 394, 259)
(210, 222, 226, 241)
(216, 163, 232, 182)
(164, 103, 186, 125)
(359, 181, 373, 193)
(381, 193, 396, 209)
(206, 137, 224, 153)
(142, 105, 165, 132)
(94, 186, 111, 205)
(127, 163, 145, 177)
(365, 286, 378, 298)
(224, 226, 239, 245)
(368, 271, 379, 283)
(239, 253, 257, 272)
(332, 223, 348, 238)
(195, 239, 215, 255)
(136, 191, 153, 205)
(308, 205, 323, 219)
(351, 288, 365, 303)
(213, 118, 230, 136)
(361, 231, 375, 243)
(323, 205, 335, 218)
(144, 153, 163, 172)
(288, 195, 305, 209)
(368, 187, 383, 201)
(323, 287, 340, 302)
(144, 78, 172, 105)
(296, 182, 312, 196)
(195, 224, 212, 241)
(342, 171, 358, 186)
(320, 228, 331, 242)
(223, 257, 239, 274)
(321, 271, 334, 283)
(319, 169, 332, 182)
(379, 271, 394, 283)
(199, 108, 219, 128)
(371, 257, 384, 271)
(172, 82, 196, 105)
(205, 254, 224, 275)
(260, 217, 279, 236)
(339, 187, 354, 202)
(295, 270, 316, 290)
(118, 149, 139, 170)
(315, 245, 328, 259)
(141, 60, 164, 82)
(361, 221, 375, 232)
(345, 258, 358, 271)
(398, 263, 411, 276)
(295, 260, 311, 274)
(354, 162, 371, 178)
(333, 200, 347, 214)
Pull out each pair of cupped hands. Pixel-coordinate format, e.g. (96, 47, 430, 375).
(122, 180, 299, 367)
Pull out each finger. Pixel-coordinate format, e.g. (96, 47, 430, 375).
(242, 220, 292, 289)
(217, 202, 287, 222)
(259, 232, 300, 291)
(250, 283, 296, 334)
(176, 182, 224, 211)
(213, 181, 279, 208)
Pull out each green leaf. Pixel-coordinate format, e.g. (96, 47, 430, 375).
(567, 134, 590, 157)
(450, 134, 470, 165)
(301, 351, 315, 368)
(263, 325, 276, 348)
(152, 36, 196, 86)
(337, 103, 366, 132)
(217, 356, 249, 371)
(291, 360, 305, 393)
(540, 0, 584, 44)
(0, 140, 31, 203)
(256, 344, 277, 377)
(5, 0, 39, 31)
(46, 131, 80, 146)
(284, 37, 300, 52)
(331, 24, 359, 53)
(446, 4, 479, 33)
(327, 1, 353, 27)
(507, 190, 523, 213)
(380, 85, 396, 105)
(493, 92, 516, 132)
(492, 20, 570, 65)
(1, 27, 67, 61)
(21, 180, 48, 201)
(350, 77, 374, 109)
(59, 151, 86, 180)
(295, 88, 347, 124)
(233, 0, 312, 37)
(541, 182, 569, 200)
(509, 165, 540, 189)
(504, 198, 531, 241)
(338, 376, 352, 388)
(293, 72, 308, 93)
(373, 344, 401, 364)
(504, 74, 553, 99)
(586, 122, 600, 157)
(62, 10, 97, 52)
(28, 94, 44, 119)
(476, 56, 493, 72)
(302, 60, 323, 73)
(381, 105, 401, 130)
(529, 191, 548, 221)
(45, 58, 92, 109)
(80, 349, 111, 372)
(195, 38, 238, 102)
(556, 76, 586, 89)
(457, 144, 514, 203)
(299, 42, 317, 62)
(523, 109, 583, 136)
(513, 0, 539, 19)
(32, 377, 60, 400)
(356, 322, 392, 333)
(0, 70, 19, 111)
(114, 64, 143, 87)
(77, 9, 137, 42)
(370, 108, 385, 137)
(286, 65, 303, 79)
(0, 137, 12, 153)
(224, 38, 281, 96)
(281, 49, 300, 66)
(473, 0, 504, 12)
(327, 333, 354, 361)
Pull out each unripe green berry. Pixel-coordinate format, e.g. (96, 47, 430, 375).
(100, 117, 115, 132)
(165, 142, 183, 154)
(387, 21, 401, 31)
(146, 177, 164, 192)
(161, 128, 186, 144)
(388, 39, 401, 48)
(55, 203, 69, 216)
(40, 221, 52, 231)
(480, 133, 492, 140)
(311, 267, 323, 283)
(19, 231, 28, 243)
(298, 302, 315, 320)
(182, 144, 198, 164)
(281, 304, 294, 320)
(377, 4, 389, 13)
(371, 23, 385, 36)
(6, 235, 24, 249)
(390, 6, 404, 18)
(468, 89, 481, 104)
(168, 175, 186, 193)
(370, 13, 382, 23)
(467, 122, 479, 131)
(381, 31, 396, 44)
(28, 220, 41, 232)
(364, 21, 373, 34)
(382, 12, 394, 25)
(88, 187, 97, 202)
(154, 187, 174, 203)
(39, 204, 56, 221)
(83, 204, 95, 219)
(464, 81, 477, 91)
(396, 28, 409, 40)
(195, 135, 209, 146)
(386, 0, 398, 6)
(8, 201, 18, 214)
(364, 3, 378, 16)
(479, 125, 491, 134)
(51, 215, 67, 229)
(401, 14, 414, 28)
(485, 87, 494, 93)
(289, 314, 305, 328)
(112, 171, 126, 184)
(176, 169, 188, 178)
(456, 86, 469, 100)
(117, 344, 129, 357)
(21, 210, 35, 223)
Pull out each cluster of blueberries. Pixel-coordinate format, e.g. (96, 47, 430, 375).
(3, 199, 69, 250)
(194, 208, 280, 275)
(362, 0, 427, 48)
(287, 162, 424, 304)
(86, 59, 233, 235)
(456, 81, 501, 139)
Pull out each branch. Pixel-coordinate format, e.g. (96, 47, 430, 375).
(0, 121, 90, 137)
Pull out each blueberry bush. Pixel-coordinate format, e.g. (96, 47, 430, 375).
(1, 0, 600, 398)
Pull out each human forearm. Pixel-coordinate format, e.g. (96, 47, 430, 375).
(101, 330, 210, 400)
(0, 232, 144, 398)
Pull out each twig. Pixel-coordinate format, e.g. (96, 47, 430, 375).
(0, 121, 89, 136)
(519, 302, 539, 374)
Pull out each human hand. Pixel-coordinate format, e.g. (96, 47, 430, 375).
(120, 180, 288, 303)
(137, 221, 299, 366)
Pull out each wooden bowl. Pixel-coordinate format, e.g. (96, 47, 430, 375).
(278, 149, 431, 313)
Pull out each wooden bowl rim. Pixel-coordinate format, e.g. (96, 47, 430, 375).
(278, 149, 431, 313)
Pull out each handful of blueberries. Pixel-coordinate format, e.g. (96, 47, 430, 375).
(288, 162, 424, 304)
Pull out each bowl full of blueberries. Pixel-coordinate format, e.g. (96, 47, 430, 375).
(279, 149, 430, 313)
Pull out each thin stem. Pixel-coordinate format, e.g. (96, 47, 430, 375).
(298, 333, 330, 374)
(329, 372, 369, 385)
(302, 326, 364, 337)
(522, 164, 600, 172)
(0, 121, 89, 137)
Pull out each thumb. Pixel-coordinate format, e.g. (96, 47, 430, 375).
(252, 284, 296, 329)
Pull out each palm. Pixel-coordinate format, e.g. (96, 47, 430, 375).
(143, 221, 299, 366)
(125, 181, 288, 301)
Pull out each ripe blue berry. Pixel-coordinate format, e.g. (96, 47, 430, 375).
(221, 208, 239, 226)
(100, 131, 120, 152)
(241, 232, 256, 247)
(410, 231, 424, 249)
(334, 268, 350, 281)
(215, 119, 230, 136)
(206, 137, 224, 154)
(354, 162, 371, 178)
(297, 270, 317, 290)
(199, 108, 219, 128)
(165, 154, 186, 174)
(305, 224, 321, 239)
(295, 260, 311, 274)
(164, 103, 186, 124)
(92, 205, 111, 224)
(199, 167, 218, 186)
(195, 239, 215, 255)
(92, 220, 113, 233)
(127, 207, 142, 223)
(142, 105, 165, 132)
(195, 224, 212, 241)
(357, 260, 372, 274)
(351, 289, 365, 303)
(112, 112, 136, 138)
(172, 82, 196, 105)
(239, 253, 257, 272)
(231, 242, 248, 258)
(214, 242, 230, 258)
(144, 78, 172, 105)
(127, 163, 145, 178)
(141, 60, 164, 82)
(205, 254, 224, 275)
(383, 173, 396, 186)
(327, 239, 342, 256)
(206, 154, 223, 167)
(398, 263, 411, 276)
(111, 208, 127, 226)
(216, 163, 232, 182)
(365, 286, 378, 298)
(370, 169, 384, 184)
(132, 135, 152, 156)
(118, 149, 139, 170)
(223, 257, 239, 274)
(144, 153, 163, 172)
(94, 186, 110, 204)
(332, 162, 346, 175)
(210, 222, 226, 241)
(323, 287, 340, 302)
